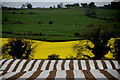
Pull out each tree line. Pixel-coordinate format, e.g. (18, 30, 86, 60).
(2, 1, 120, 10)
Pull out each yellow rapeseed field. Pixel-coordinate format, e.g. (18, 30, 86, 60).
(0, 38, 115, 59)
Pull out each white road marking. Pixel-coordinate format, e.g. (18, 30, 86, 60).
(64, 60, 70, 70)
(56, 60, 63, 70)
(104, 60, 112, 69)
(23, 60, 35, 71)
(73, 60, 79, 70)
(89, 60, 95, 69)
(31, 60, 41, 71)
(15, 60, 27, 72)
(41, 60, 49, 70)
(7, 59, 20, 72)
(0, 59, 13, 70)
(96, 60, 104, 69)
(49, 60, 56, 70)
(81, 60, 87, 70)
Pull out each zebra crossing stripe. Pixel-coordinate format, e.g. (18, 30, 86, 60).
(31, 60, 41, 71)
(55, 70, 66, 79)
(96, 60, 104, 69)
(7, 59, 20, 72)
(45, 60, 51, 70)
(0, 60, 120, 73)
(0, 59, 13, 71)
(73, 70, 85, 78)
(29, 60, 38, 71)
(4, 60, 15, 72)
(0, 59, 6, 66)
(41, 60, 49, 70)
(89, 60, 95, 69)
(23, 60, 35, 71)
(49, 60, 56, 70)
(112, 60, 120, 69)
(73, 60, 79, 70)
(2, 72, 19, 79)
(12, 60, 23, 72)
(100, 70, 117, 80)
(26, 70, 42, 80)
(66, 70, 74, 80)
(81, 60, 87, 70)
(106, 69, 119, 79)
(15, 60, 27, 72)
(1, 69, 120, 79)
(35, 70, 51, 79)
(16, 71, 35, 80)
(104, 60, 113, 69)
(56, 60, 63, 70)
(36, 60, 44, 71)
(64, 60, 70, 70)
(90, 70, 108, 79)
(47, 70, 56, 79)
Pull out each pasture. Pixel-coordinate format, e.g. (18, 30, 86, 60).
(2, 8, 120, 40)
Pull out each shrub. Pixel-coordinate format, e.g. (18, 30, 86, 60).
(27, 31, 32, 35)
(39, 32, 43, 36)
(48, 54, 60, 60)
(2, 38, 35, 59)
(85, 8, 96, 17)
(74, 32, 80, 37)
(38, 21, 42, 24)
(13, 12, 16, 14)
(4, 18, 8, 21)
(49, 21, 53, 24)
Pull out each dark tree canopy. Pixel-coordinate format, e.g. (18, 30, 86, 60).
(89, 2, 96, 8)
(48, 54, 60, 60)
(26, 3, 32, 9)
(2, 38, 35, 59)
(74, 24, 115, 59)
(113, 39, 120, 60)
(81, 3, 88, 7)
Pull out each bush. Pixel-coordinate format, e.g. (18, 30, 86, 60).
(27, 31, 32, 35)
(48, 54, 60, 60)
(2, 38, 35, 59)
(39, 32, 43, 36)
(13, 12, 16, 14)
(74, 32, 80, 37)
(4, 18, 8, 21)
(85, 8, 96, 17)
(38, 21, 42, 24)
(49, 21, 53, 24)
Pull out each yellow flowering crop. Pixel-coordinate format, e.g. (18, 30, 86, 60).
(0, 38, 116, 59)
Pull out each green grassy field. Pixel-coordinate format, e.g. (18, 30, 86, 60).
(2, 8, 120, 40)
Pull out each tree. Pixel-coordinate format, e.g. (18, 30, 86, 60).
(85, 8, 96, 17)
(89, 2, 96, 8)
(26, 3, 32, 9)
(74, 24, 115, 59)
(81, 3, 88, 7)
(57, 3, 63, 8)
(113, 39, 120, 60)
(21, 4, 26, 9)
(48, 54, 60, 60)
(2, 38, 35, 59)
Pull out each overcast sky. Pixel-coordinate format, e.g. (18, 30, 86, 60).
(1, 0, 116, 2)
(1, 0, 120, 8)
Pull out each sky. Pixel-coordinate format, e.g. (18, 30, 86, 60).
(1, 0, 120, 8)
(1, 0, 116, 2)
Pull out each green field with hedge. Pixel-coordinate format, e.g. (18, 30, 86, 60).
(2, 8, 120, 41)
